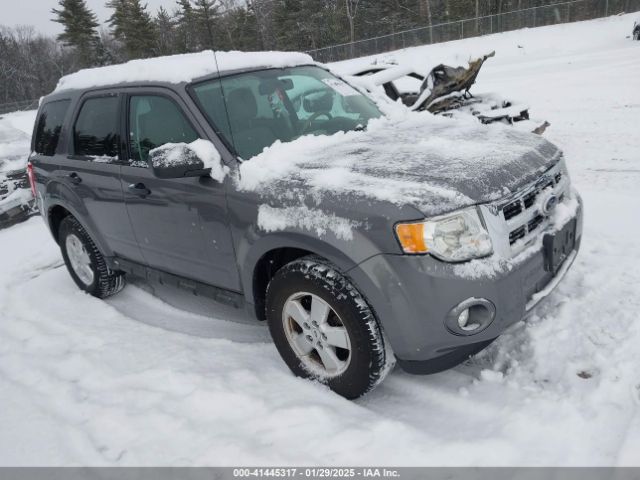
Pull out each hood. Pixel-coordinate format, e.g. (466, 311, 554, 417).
(237, 112, 561, 217)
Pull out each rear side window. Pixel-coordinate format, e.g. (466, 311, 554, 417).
(34, 100, 70, 156)
(128, 95, 199, 163)
(74, 96, 120, 159)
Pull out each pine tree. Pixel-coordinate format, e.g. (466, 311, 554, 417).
(106, 0, 157, 59)
(155, 7, 177, 55)
(222, 3, 261, 50)
(106, 0, 131, 46)
(128, 0, 157, 58)
(51, 0, 100, 67)
(175, 0, 198, 52)
(193, 0, 220, 49)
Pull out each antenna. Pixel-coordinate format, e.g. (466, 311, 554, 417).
(210, 49, 240, 165)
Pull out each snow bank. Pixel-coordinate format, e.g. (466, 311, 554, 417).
(257, 204, 358, 240)
(239, 111, 553, 215)
(0, 110, 37, 136)
(0, 187, 32, 210)
(149, 139, 228, 182)
(0, 111, 36, 174)
(55, 51, 314, 92)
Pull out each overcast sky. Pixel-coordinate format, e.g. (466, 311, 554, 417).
(2, 0, 178, 36)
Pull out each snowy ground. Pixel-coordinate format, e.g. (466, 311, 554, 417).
(1, 14, 639, 466)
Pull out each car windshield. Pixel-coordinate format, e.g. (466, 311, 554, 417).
(191, 65, 382, 160)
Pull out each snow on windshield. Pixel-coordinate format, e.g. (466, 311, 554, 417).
(54, 51, 315, 92)
(238, 111, 554, 215)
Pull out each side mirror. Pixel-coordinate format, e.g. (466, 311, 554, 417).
(148, 143, 212, 179)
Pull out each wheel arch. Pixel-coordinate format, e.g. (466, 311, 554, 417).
(44, 200, 114, 259)
(243, 233, 360, 321)
(48, 204, 72, 243)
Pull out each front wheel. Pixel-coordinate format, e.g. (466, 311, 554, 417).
(59, 216, 125, 298)
(266, 256, 392, 399)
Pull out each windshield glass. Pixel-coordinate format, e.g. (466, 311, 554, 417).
(191, 65, 382, 160)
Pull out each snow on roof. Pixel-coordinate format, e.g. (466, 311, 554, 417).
(54, 50, 315, 93)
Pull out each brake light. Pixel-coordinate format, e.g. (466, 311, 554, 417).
(26, 162, 37, 197)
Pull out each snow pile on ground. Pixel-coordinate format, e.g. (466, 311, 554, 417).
(0, 188, 33, 210)
(55, 51, 314, 92)
(239, 112, 554, 215)
(0, 13, 639, 466)
(0, 111, 36, 174)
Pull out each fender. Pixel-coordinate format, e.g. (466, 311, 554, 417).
(43, 178, 115, 259)
(238, 229, 377, 306)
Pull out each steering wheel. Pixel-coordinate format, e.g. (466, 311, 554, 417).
(301, 112, 333, 135)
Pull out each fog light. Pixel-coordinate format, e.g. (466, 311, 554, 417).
(457, 309, 481, 332)
(445, 298, 496, 336)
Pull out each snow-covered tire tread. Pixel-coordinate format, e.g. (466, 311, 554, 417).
(59, 215, 125, 298)
(266, 255, 393, 399)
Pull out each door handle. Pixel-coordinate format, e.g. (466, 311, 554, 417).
(128, 182, 151, 198)
(67, 172, 82, 185)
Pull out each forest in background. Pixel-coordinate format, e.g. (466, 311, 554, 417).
(0, 0, 629, 106)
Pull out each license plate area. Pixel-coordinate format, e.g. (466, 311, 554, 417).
(543, 219, 577, 275)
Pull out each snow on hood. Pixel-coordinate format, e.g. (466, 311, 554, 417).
(54, 51, 314, 92)
(238, 112, 560, 216)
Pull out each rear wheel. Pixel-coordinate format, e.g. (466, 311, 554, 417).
(266, 256, 392, 399)
(59, 216, 125, 298)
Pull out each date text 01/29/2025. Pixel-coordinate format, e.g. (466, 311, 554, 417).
(232, 468, 401, 478)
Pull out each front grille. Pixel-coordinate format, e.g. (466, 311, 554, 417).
(503, 201, 522, 220)
(509, 226, 526, 244)
(527, 214, 544, 233)
(500, 162, 566, 247)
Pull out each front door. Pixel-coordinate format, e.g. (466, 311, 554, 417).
(120, 90, 240, 291)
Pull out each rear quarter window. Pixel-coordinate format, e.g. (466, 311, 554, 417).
(34, 100, 71, 156)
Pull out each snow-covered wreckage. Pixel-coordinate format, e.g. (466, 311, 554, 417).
(29, 49, 583, 398)
(0, 118, 37, 229)
(340, 51, 550, 134)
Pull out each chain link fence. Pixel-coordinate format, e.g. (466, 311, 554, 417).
(0, 99, 40, 116)
(306, 0, 640, 63)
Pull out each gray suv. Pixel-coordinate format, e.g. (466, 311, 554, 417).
(28, 53, 583, 398)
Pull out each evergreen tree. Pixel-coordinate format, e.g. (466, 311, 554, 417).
(106, 0, 157, 59)
(51, 0, 100, 67)
(223, 3, 262, 50)
(175, 0, 198, 52)
(193, 0, 220, 49)
(155, 7, 177, 56)
(127, 0, 157, 57)
(273, 0, 342, 51)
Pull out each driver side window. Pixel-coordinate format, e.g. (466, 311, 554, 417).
(128, 95, 199, 165)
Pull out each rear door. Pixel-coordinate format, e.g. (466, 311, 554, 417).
(119, 88, 239, 290)
(56, 92, 143, 262)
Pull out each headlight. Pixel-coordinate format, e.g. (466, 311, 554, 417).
(395, 207, 493, 261)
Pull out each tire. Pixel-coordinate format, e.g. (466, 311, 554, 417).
(634, 28, 640, 41)
(266, 256, 392, 399)
(58, 216, 125, 298)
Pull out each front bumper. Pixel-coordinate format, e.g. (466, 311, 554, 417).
(348, 194, 583, 374)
